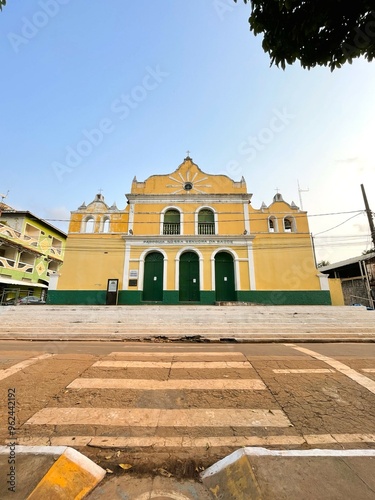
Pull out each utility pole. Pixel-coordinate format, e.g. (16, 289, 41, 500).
(360, 184, 375, 250)
(360, 184, 375, 309)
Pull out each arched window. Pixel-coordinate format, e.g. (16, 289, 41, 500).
(85, 217, 95, 233)
(198, 209, 215, 235)
(284, 216, 296, 233)
(101, 217, 110, 233)
(268, 216, 278, 233)
(163, 209, 180, 235)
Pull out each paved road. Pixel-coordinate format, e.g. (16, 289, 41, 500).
(1, 341, 375, 477)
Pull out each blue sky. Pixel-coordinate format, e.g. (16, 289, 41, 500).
(1, 0, 374, 263)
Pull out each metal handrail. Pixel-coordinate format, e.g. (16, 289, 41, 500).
(350, 294, 372, 306)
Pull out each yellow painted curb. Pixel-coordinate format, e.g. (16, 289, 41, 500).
(201, 447, 375, 500)
(27, 447, 105, 499)
(203, 451, 262, 499)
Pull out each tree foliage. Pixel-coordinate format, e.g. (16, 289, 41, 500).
(0, 1, 6, 12)
(236, 0, 375, 70)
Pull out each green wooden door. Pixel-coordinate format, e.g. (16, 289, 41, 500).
(179, 252, 200, 302)
(143, 252, 164, 301)
(215, 252, 236, 301)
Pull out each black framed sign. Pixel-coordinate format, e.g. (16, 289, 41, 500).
(106, 279, 119, 305)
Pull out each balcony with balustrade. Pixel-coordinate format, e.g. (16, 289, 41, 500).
(198, 222, 215, 235)
(48, 236, 63, 259)
(163, 223, 180, 235)
(0, 256, 16, 270)
(197, 209, 215, 235)
(0, 222, 39, 250)
(0, 249, 34, 274)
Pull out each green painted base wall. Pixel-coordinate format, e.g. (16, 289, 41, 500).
(118, 291, 143, 305)
(48, 290, 331, 306)
(236, 290, 331, 305)
(47, 290, 106, 305)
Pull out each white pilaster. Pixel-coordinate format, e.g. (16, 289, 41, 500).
(247, 241, 256, 290)
(317, 272, 330, 291)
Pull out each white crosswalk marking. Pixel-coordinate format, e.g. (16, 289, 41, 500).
(273, 369, 335, 374)
(26, 407, 291, 427)
(67, 378, 266, 390)
(93, 361, 252, 369)
(288, 345, 375, 395)
(0, 353, 54, 381)
(109, 352, 246, 358)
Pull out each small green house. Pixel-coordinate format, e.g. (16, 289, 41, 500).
(0, 204, 66, 303)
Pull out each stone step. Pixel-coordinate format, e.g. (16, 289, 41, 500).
(2, 324, 375, 332)
(2, 309, 373, 320)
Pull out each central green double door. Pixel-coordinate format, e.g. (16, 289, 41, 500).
(143, 252, 164, 302)
(215, 252, 236, 301)
(179, 252, 200, 302)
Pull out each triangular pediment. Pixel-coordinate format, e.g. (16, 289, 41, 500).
(131, 158, 247, 195)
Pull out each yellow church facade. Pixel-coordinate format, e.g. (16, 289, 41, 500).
(51, 157, 330, 305)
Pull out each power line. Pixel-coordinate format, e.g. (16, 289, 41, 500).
(314, 212, 363, 236)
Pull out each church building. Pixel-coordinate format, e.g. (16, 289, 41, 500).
(51, 156, 331, 305)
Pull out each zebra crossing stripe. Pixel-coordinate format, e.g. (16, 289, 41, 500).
(93, 361, 171, 368)
(55, 435, 305, 448)
(93, 361, 252, 369)
(109, 352, 246, 359)
(0, 353, 53, 381)
(67, 378, 266, 390)
(273, 369, 335, 374)
(25, 408, 292, 428)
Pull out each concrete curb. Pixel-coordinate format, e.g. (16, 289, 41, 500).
(201, 447, 375, 499)
(0, 446, 105, 499)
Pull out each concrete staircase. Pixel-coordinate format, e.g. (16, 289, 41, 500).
(0, 305, 374, 342)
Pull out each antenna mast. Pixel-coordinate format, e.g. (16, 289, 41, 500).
(297, 180, 309, 210)
(0, 190, 9, 203)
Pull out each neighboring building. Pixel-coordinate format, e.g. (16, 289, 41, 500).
(0, 204, 66, 303)
(53, 157, 330, 305)
(320, 252, 375, 307)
